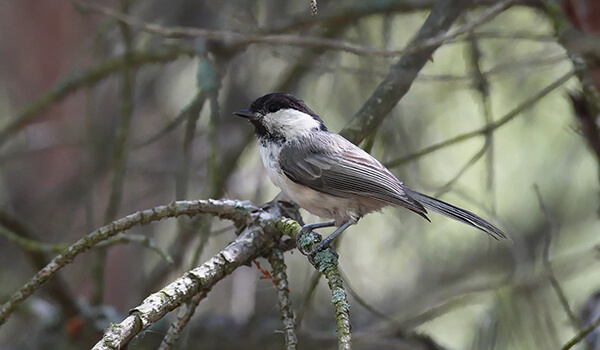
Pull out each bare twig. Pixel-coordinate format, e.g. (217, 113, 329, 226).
(384, 70, 575, 168)
(296, 271, 321, 326)
(133, 92, 206, 150)
(534, 186, 581, 328)
(157, 292, 207, 350)
(76, 0, 513, 61)
(0, 210, 79, 319)
(99, 234, 174, 264)
(468, 32, 496, 212)
(0, 48, 194, 148)
(563, 317, 600, 350)
(433, 143, 488, 198)
(92, 0, 136, 305)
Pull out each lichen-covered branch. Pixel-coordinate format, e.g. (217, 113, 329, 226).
(91, 211, 297, 349)
(294, 221, 352, 349)
(268, 249, 297, 350)
(0, 199, 255, 327)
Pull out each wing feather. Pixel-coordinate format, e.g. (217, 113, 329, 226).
(279, 133, 427, 217)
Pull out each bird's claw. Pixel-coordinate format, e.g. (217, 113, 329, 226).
(307, 242, 338, 265)
(296, 226, 338, 265)
(296, 226, 321, 256)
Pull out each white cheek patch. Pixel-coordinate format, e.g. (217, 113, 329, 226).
(263, 109, 321, 138)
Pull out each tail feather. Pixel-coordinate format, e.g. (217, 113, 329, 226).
(403, 188, 506, 241)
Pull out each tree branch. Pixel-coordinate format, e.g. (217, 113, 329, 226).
(0, 199, 255, 327)
(340, 0, 516, 144)
(91, 212, 302, 349)
(384, 69, 575, 168)
(0, 48, 194, 148)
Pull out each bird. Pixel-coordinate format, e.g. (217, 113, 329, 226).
(234, 92, 506, 257)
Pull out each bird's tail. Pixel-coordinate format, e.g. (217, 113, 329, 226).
(404, 188, 507, 241)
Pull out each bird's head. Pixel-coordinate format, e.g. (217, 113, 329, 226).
(235, 92, 327, 142)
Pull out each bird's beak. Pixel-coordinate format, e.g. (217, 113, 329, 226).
(234, 109, 255, 120)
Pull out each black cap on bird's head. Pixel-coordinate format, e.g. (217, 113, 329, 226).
(234, 92, 327, 139)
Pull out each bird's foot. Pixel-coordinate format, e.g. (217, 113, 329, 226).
(306, 240, 338, 266)
(296, 225, 322, 256)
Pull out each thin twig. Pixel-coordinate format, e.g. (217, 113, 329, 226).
(98, 234, 174, 264)
(468, 32, 496, 213)
(0, 48, 194, 148)
(433, 143, 488, 198)
(340, 0, 514, 144)
(384, 70, 575, 168)
(77, 0, 513, 60)
(92, 0, 136, 305)
(0, 210, 79, 319)
(296, 271, 321, 327)
(533, 185, 586, 347)
(133, 92, 206, 150)
(157, 291, 207, 350)
(562, 315, 600, 350)
(268, 250, 298, 350)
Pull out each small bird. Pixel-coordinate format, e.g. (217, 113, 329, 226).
(235, 92, 506, 256)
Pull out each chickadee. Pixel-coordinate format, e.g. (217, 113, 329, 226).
(235, 92, 506, 256)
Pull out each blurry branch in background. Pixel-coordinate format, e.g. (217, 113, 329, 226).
(0, 199, 254, 327)
(158, 52, 222, 350)
(157, 291, 207, 350)
(0, 48, 194, 148)
(75, 0, 513, 60)
(433, 144, 488, 198)
(98, 234, 174, 264)
(0, 227, 172, 264)
(542, 0, 600, 114)
(468, 32, 496, 213)
(0, 209, 80, 320)
(384, 69, 575, 168)
(339, 0, 516, 144)
(541, 0, 600, 203)
(534, 186, 582, 330)
(134, 90, 206, 150)
(273, 51, 567, 85)
(91, 0, 136, 306)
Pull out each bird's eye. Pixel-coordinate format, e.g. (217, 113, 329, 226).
(267, 104, 279, 113)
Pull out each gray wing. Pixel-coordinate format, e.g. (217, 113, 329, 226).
(279, 133, 427, 218)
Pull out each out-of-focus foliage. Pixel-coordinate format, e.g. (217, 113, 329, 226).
(0, 0, 599, 349)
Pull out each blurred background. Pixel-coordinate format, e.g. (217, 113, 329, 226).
(0, 0, 599, 349)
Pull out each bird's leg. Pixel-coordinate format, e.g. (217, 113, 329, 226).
(307, 220, 353, 260)
(296, 221, 336, 255)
